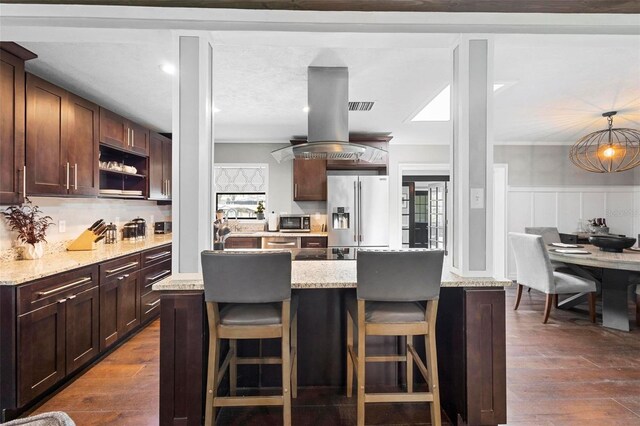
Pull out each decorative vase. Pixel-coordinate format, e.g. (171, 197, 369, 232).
(22, 242, 44, 260)
(257, 213, 265, 220)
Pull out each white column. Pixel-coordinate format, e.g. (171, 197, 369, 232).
(450, 36, 494, 277)
(171, 34, 214, 274)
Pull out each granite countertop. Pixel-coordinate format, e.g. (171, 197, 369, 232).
(228, 231, 328, 238)
(0, 234, 172, 286)
(153, 260, 511, 291)
(548, 244, 640, 272)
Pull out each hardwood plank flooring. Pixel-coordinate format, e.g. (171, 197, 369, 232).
(28, 287, 640, 425)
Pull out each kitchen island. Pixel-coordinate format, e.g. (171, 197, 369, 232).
(154, 257, 510, 426)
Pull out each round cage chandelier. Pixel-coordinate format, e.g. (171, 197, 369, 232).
(569, 111, 640, 173)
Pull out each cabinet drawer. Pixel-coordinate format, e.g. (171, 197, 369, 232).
(141, 259, 171, 296)
(141, 290, 160, 323)
(301, 237, 328, 248)
(141, 244, 172, 268)
(100, 253, 140, 282)
(225, 237, 261, 249)
(17, 265, 98, 315)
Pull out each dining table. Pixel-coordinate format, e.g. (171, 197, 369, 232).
(548, 244, 640, 331)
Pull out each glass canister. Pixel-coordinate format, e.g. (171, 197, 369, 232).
(105, 223, 117, 244)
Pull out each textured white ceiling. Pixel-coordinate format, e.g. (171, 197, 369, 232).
(20, 32, 640, 145)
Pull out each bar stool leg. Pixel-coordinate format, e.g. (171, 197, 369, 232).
(281, 301, 292, 426)
(205, 304, 221, 426)
(291, 312, 298, 399)
(406, 335, 413, 393)
(230, 339, 237, 396)
(425, 301, 441, 426)
(357, 300, 366, 426)
(346, 312, 354, 398)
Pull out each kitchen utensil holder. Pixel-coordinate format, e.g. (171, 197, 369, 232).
(67, 229, 98, 251)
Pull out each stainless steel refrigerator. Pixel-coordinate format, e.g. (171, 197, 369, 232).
(327, 175, 389, 248)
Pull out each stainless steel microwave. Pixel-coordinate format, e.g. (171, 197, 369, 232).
(279, 214, 311, 232)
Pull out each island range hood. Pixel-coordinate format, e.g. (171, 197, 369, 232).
(271, 67, 388, 163)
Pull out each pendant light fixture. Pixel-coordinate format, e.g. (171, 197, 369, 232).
(569, 111, 640, 173)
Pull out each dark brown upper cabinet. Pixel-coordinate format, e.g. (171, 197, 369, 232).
(148, 132, 171, 200)
(99, 107, 149, 156)
(25, 74, 99, 197)
(66, 93, 99, 196)
(293, 159, 327, 201)
(0, 44, 35, 205)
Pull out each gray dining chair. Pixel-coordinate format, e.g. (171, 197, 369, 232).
(346, 249, 445, 426)
(509, 232, 597, 324)
(201, 251, 297, 426)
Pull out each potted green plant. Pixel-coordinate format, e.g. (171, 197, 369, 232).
(256, 201, 265, 220)
(3, 198, 53, 260)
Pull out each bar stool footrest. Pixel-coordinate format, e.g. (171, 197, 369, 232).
(214, 395, 284, 407)
(364, 392, 434, 403)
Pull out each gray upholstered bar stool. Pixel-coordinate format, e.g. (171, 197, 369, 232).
(509, 233, 597, 323)
(346, 249, 445, 426)
(201, 251, 297, 426)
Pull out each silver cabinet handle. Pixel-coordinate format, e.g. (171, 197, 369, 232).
(106, 261, 139, 274)
(37, 277, 92, 297)
(74, 163, 78, 190)
(22, 165, 26, 196)
(358, 180, 362, 242)
(148, 269, 171, 282)
(147, 250, 171, 260)
(294, 183, 298, 198)
(67, 294, 76, 300)
(66, 162, 70, 190)
(132, 131, 135, 147)
(267, 241, 296, 246)
(168, 179, 171, 197)
(161, 180, 165, 196)
(126, 128, 130, 146)
(146, 299, 160, 307)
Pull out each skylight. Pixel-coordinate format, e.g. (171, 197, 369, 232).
(411, 83, 506, 122)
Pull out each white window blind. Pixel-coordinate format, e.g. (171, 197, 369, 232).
(214, 164, 268, 193)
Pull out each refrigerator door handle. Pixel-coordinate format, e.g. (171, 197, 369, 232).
(358, 180, 362, 242)
(353, 180, 357, 242)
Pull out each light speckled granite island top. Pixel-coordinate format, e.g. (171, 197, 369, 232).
(0, 235, 172, 286)
(153, 260, 511, 291)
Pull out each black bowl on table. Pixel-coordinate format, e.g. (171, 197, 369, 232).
(588, 235, 636, 253)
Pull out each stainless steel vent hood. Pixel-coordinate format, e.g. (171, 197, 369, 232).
(271, 67, 388, 163)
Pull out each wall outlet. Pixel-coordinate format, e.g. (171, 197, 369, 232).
(470, 188, 484, 209)
(58, 220, 66, 233)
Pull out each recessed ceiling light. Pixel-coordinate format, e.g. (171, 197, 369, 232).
(303, 106, 310, 113)
(213, 107, 221, 113)
(160, 63, 176, 75)
(493, 83, 505, 91)
(411, 86, 450, 122)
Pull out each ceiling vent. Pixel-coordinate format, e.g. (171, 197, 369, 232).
(348, 101, 375, 112)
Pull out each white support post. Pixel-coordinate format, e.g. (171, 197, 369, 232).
(450, 36, 495, 277)
(171, 34, 215, 274)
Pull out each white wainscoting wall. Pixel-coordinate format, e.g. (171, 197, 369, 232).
(505, 185, 640, 279)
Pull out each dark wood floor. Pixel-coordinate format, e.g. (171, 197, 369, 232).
(31, 288, 640, 425)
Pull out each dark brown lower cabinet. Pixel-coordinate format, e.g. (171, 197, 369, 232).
(99, 255, 141, 350)
(16, 265, 99, 407)
(17, 300, 65, 406)
(158, 286, 507, 426)
(1, 245, 170, 422)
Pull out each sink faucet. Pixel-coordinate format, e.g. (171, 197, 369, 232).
(224, 209, 240, 232)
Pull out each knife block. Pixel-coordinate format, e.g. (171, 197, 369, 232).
(67, 229, 98, 251)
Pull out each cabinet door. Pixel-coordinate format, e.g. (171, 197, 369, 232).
(66, 285, 100, 374)
(18, 301, 65, 406)
(301, 237, 327, 248)
(293, 159, 326, 201)
(99, 107, 127, 150)
(0, 50, 26, 204)
(66, 93, 99, 196)
(118, 272, 140, 336)
(26, 74, 68, 195)
(129, 122, 149, 156)
(163, 138, 172, 200)
(148, 132, 164, 199)
(99, 277, 119, 350)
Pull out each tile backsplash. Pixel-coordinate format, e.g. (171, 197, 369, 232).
(0, 197, 171, 254)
